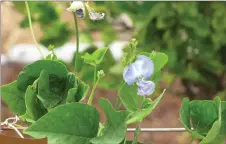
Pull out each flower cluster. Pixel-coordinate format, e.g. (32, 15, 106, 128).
(67, 1, 105, 21)
(123, 55, 155, 96)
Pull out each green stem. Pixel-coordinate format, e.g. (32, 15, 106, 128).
(72, 11, 79, 72)
(132, 122, 141, 144)
(25, 1, 44, 59)
(87, 66, 98, 105)
(132, 97, 144, 144)
(114, 81, 125, 110)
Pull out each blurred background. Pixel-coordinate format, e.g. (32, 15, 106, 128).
(1, 1, 226, 144)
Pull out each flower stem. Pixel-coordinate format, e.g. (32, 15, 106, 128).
(87, 66, 98, 105)
(132, 97, 144, 144)
(114, 81, 125, 110)
(25, 1, 44, 59)
(72, 11, 79, 72)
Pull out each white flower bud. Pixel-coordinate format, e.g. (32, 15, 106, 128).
(67, 1, 84, 12)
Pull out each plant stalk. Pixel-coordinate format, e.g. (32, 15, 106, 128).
(72, 11, 80, 72)
(132, 97, 144, 144)
(114, 81, 125, 110)
(87, 66, 98, 105)
(25, 1, 44, 59)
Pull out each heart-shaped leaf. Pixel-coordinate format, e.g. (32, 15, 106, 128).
(24, 103, 100, 144)
(17, 60, 68, 91)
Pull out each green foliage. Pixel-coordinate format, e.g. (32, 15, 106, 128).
(91, 98, 128, 144)
(119, 84, 143, 112)
(122, 39, 138, 67)
(82, 47, 109, 66)
(180, 97, 226, 143)
(91, 2, 226, 98)
(24, 103, 100, 144)
(1, 81, 26, 115)
(126, 89, 165, 124)
(17, 60, 68, 91)
(20, 85, 47, 123)
(4, 1, 226, 143)
(1, 60, 90, 124)
(14, 2, 73, 47)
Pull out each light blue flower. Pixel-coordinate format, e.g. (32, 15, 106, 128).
(123, 55, 155, 96)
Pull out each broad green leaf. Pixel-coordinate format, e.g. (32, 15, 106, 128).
(37, 70, 64, 110)
(179, 98, 204, 139)
(82, 47, 108, 66)
(190, 100, 218, 136)
(149, 51, 168, 73)
(126, 89, 165, 124)
(119, 84, 143, 112)
(17, 60, 68, 91)
(122, 39, 138, 67)
(20, 85, 47, 123)
(200, 97, 224, 144)
(24, 103, 100, 144)
(91, 98, 128, 144)
(179, 98, 191, 130)
(1, 81, 26, 115)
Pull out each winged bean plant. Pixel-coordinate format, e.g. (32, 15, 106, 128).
(1, 1, 226, 144)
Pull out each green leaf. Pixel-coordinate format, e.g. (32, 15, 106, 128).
(179, 98, 205, 139)
(66, 88, 78, 103)
(179, 98, 191, 131)
(149, 51, 168, 73)
(179, 97, 226, 140)
(82, 47, 109, 66)
(190, 100, 218, 136)
(20, 85, 47, 123)
(200, 97, 224, 144)
(122, 39, 138, 67)
(63, 73, 78, 103)
(75, 78, 90, 102)
(24, 103, 100, 144)
(91, 98, 128, 144)
(37, 70, 64, 110)
(126, 89, 165, 124)
(1, 81, 26, 115)
(17, 60, 68, 91)
(65, 74, 89, 103)
(119, 84, 143, 112)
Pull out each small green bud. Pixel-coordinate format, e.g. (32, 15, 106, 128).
(97, 70, 105, 78)
(48, 44, 55, 51)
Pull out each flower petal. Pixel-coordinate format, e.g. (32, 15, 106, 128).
(67, 1, 84, 12)
(123, 64, 139, 85)
(136, 79, 155, 96)
(133, 55, 154, 79)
